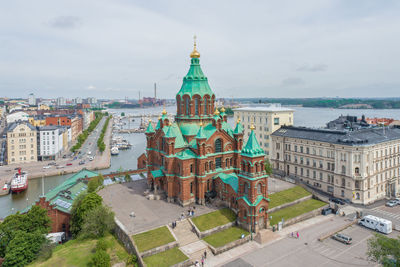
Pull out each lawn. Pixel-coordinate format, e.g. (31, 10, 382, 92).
(268, 186, 311, 209)
(132, 226, 175, 252)
(191, 208, 236, 232)
(269, 198, 326, 226)
(202, 226, 249, 248)
(29, 233, 130, 267)
(143, 247, 188, 267)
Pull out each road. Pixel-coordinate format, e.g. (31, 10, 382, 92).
(0, 116, 111, 189)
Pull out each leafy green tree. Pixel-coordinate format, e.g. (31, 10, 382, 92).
(70, 192, 102, 237)
(367, 234, 400, 265)
(125, 173, 132, 182)
(25, 205, 52, 234)
(3, 231, 46, 267)
(80, 205, 115, 239)
(264, 159, 273, 176)
(92, 249, 111, 267)
(121, 112, 125, 116)
(0, 213, 25, 257)
(96, 238, 108, 251)
(87, 175, 105, 193)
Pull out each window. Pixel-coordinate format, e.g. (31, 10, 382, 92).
(195, 98, 199, 115)
(190, 182, 193, 194)
(342, 166, 346, 174)
(204, 98, 208, 114)
(215, 139, 222, 153)
(190, 164, 193, 173)
(185, 98, 190, 115)
(274, 118, 279, 125)
(257, 183, 262, 194)
(215, 157, 222, 169)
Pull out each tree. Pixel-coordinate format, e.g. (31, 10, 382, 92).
(264, 159, 273, 176)
(125, 173, 132, 182)
(80, 205, 115, 238)
(121, 112, 125, 116)
(367, 234, 400, 265)
(87, 175, 104, 193)
(0, 213, 25, 257)
(3, 231, 45, 267)
(25, 205, 51, 234)
(70, 192, 102, 237)
(91, 249, 111, 267)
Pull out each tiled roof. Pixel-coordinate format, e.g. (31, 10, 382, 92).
(215, 172, 238, 193)
(272, 125, 400, 146)
(241, 129, 264, 157)
(151, 169, 164, 178)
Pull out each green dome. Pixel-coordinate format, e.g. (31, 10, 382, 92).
(176, 58, 215, 99)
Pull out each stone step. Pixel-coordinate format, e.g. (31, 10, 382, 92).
(172, 219, 200, 246)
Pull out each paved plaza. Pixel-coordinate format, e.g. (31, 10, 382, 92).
(98, 179, 217, 234)
(268, 176, 295, 194)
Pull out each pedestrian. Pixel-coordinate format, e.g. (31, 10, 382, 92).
(201, 256, 204, 266)
(291, 232, 293, 238)
(204, 250, 207, 259)
(296, 231, 299, 239)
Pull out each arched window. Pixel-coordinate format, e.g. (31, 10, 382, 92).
(356, 192, 360, 200)
(195, 98, 199, 115)
(205, 162, 208, 172)
(242, 161, 245, 171)
(247, 163, 251, 173)
(226, 158, 229, 168)
(355, 167, 359, 174)
(190, 182, 193, 194)
(204, 98, 208, 115)
(215, 138, 222, 153)
(185, 98, 190, 115)
(257, 183, 262, 194)
(342, 165, 346, 174)
(190, 164, 193, 173)
(244, 182, 249, 194)
(255, 163, 259, 173)
(209, 161, 212, 170)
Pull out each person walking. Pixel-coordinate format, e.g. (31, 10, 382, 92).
(296, 231, 299, 239)
(291, 232, 294, 238)
(201, 256, 204, 266)
(204, 250, 207, 259)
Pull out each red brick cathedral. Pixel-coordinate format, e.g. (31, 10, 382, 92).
(140, 40, 269, 231)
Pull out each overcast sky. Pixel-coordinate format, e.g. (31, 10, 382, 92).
(1, 0, 399, 99)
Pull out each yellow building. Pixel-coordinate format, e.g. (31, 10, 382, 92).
(28, 116, 46, 126)
(7, 122, 38, 164)
(234, 105, 294, 157)
(38, 104, 50, 110)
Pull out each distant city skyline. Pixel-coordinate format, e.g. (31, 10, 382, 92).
(1, 0, 399, 99)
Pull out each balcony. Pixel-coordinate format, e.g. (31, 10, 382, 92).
(353, 173, 363, 180)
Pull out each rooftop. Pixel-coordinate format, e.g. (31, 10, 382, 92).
(234, 106, 294, 113)
(272, 125, 400, 146)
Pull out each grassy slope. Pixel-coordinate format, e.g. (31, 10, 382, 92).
(192, 208, 236, 232)
(132, 226, 175, 252)
(269, 198, 326, 226)
(30, 233, 130, 267)
(202, 226, 249, 248)
(268, 186, 311, 209)
(143, 247, 188, 267)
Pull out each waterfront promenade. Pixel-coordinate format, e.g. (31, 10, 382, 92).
(0, 116, 112, 195)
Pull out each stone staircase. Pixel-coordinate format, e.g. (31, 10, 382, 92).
(172, 219, 212, 263)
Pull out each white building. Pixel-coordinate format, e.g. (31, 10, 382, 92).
(28, 93, 36, 106)
(6, 111, 29, 124)
(87, 97, 97, 104)
(38, 126, 63, 160)
(57, 97, 66, 106)
(75, 97, 82, 104)
(234, 105, 294, 157)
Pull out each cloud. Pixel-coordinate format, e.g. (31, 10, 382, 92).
(86, 85, 96, 90)
(296, 64, 328, 72)
(282, 77, 305, 87)
(48, 16, 82, 29)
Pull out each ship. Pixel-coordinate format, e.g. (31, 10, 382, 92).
(10, 168, 28, 193)
(111, 146, 119, 156)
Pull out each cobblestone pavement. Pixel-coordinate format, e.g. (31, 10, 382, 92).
(268, 176, 295, 194)
(98, 179, 217, 234)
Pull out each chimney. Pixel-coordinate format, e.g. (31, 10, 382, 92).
(154, 83, 157, 99)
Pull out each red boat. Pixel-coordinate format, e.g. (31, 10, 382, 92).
(10, 168, 28, 193)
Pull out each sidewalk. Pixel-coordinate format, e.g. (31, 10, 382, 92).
(205, 214, 336, 267)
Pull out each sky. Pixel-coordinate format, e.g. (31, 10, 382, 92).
(0, 0, 399, 99)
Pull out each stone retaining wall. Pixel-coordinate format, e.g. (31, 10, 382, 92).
(268, 195, 312, 213)
(188, 218, 235, 238)
(114, 218, 145, 267)
(207, 234, 251, 255)
(318, 220, 357, 241)
(283, 204, 329, 228)
(139, 225, 179, 258)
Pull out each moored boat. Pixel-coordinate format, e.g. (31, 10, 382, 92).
(10, 168, 28, 193)
(111, 146, 119, 155)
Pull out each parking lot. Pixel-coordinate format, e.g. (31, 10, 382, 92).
(365, 204, 400, 229)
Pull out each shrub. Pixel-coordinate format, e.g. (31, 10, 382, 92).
(96, 238, 108, 251)
(125, 174, 132, 182)
(126, 254, 138, 265)
(91, 249, 111, 267)
(36, 241, 56, 262)
(80, 205, 115, 239)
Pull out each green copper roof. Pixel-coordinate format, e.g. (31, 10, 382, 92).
(234, 121, 243, 134)
(196, 125, 207, 139)
(146, 121, 155, 133)
(155, 119, 161, 130)
(238, 195, 270, 207)
(180, 123, 200, 136)
(241, 129, 265, 157)
(176, 149, 197, 160)
(151, 169, 164, 178)
(221, 121, 234, 138)
(177, 58, 215, 98)
(215, 172, 238, 193)
(162, 123, 188, 148)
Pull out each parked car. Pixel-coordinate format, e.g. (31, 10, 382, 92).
(329, 197, 346, 205)
(332, 233, 352, 244)
(88, 151, 92, 155)
(88, 156, 94, 161)
(79, 160, 85, 165)
(66, 163, 72, 166)
(62, 155, 67, 158)
(73, 156, 78, 160)
(393, 198, 400, 205)
(321, 207, 334, 216)
(43, 165, 51, 169)
(48, 162, 56, 165)
(56, 165, 64, 169)
(386, 200, 397, 207)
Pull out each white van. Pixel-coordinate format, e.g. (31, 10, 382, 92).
(359, 215, 392, 234)
(46, 232, 66, 244)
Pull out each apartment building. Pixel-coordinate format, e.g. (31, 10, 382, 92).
(45, 115, 83, 141)
(37, 126, 65, 161)
(271, 125, 400, 205)
(7, 122, 38, 164)
(234, 105, 294, 157)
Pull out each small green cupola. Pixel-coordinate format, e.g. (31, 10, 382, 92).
(234, 118, 244, 135)
(145, 119, 155, 133)
(241, 124, 264, 157)
(196, 122, 207, 139)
